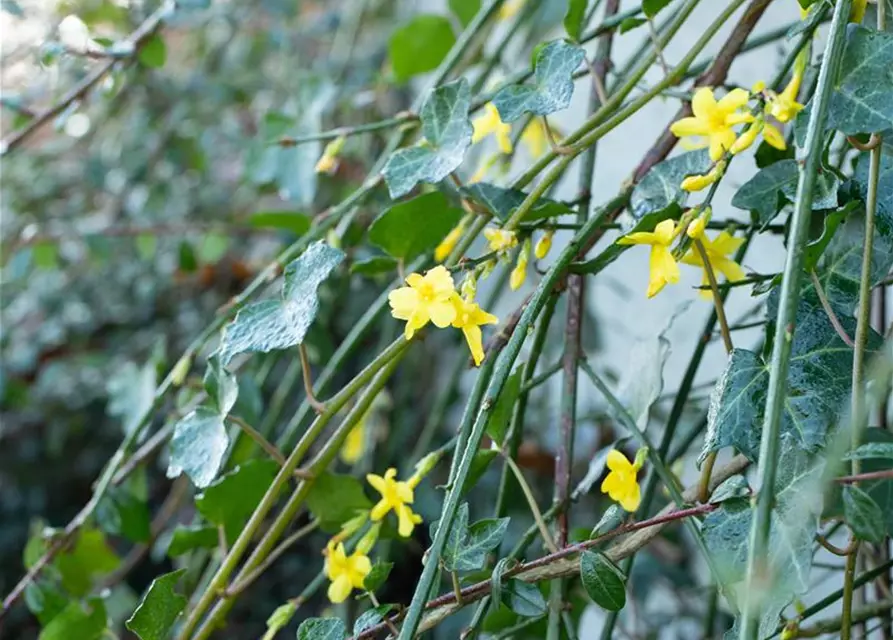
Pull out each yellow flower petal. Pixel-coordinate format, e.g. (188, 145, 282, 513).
(328, 575, 353, 603)
(691, 87, 717, 120)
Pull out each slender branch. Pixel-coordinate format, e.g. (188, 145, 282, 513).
(502, 452, 559, 553)
(810, 270, 855, 347)
(276, 114, 415, 147)
(299, 344, 326, 413)
(226, 415, 286, 466)
(816, 533, 859, 557)
(835, 468, 893, 484)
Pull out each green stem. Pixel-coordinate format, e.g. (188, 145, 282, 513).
(275, 115, 415, 147)
(739, 2, 853, 638)
(501, 453, 559, 553)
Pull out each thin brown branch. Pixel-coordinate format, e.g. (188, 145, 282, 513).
(300, 344, 327, 413)
(810, 271, 856, 347)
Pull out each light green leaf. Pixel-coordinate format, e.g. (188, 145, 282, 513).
(39, 599, 107, 640)
(827, 26, 893, 135)
(218, 242, 344, 364)
(363, 561, 393, 593)
(842, 485, 886, 543)
(730, 159, 838, 226)
(305, 472, 373, 533)
(580, 550, 627, 611)
(502, 579, 547, 617)
(296, 617, 347, 640)
(138, 34, 166, 68)
(166, 407, 228, 489)
(643, 0, 674, 18)
(203, 355, 238, 416)
(441, 503, 509, 572)
(485, 365, 523, 446)
(198, 233, 229, 264)
(492, 40, 584, 123)
(167, 525, 218, 556)
(564, 0, 588, 40)
(368, 192, 463, 260)
(844, 442, 893, 460)
(382, 79, 473, 198)
(196, 459, 279, 542)
(33, 241, 58, 269)
(54, 528, 120, 596)
(250, 211, 311, 235)
(135, 234, 157, 260)
(351, 255, 399, 276)
(388, 15, 456, 83)
(630, 150, 711, 219)
(449, 0, 481, 26)
(709, 475, 750, 504)
(126, 570, 187, 640)
(24, 580, 69, 626)
(619, 16, 647, 33)
(353, 604, 394, 635)
(106, 360, 156, 436)
(461, 182, 572, 222)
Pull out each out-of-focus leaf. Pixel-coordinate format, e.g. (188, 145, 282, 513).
(363, 561, 393, 593)
(250, 211, 311, 235)
(564, 0, 588, 40)
(54, 528, 119, 596)
(461, 183, 572, 222)
(485, 365, 523, 446)
(306, 472, 373, 533)
(125, 570, 187, 640)
(462, 449, 498, 495)
(643, 0, 674, 17)
(388, 15, 456, 83)
(96, 486, 151, 543)
(39, 598, 107, 640)
(106, 360, 156, 436)
(203, 355, 238, 416)
(167, 525, 218, 556)
(619, 16, 647, 33)
(845, 442, 893, 461)
(262, 602, 297, 640)
(137, 34, 166, 68)
(842, 485, 886, 543)
(166, 407, 229, 489)
(195, 459, 279, 542)
(351, 256, 399, 275)
(449, 0, 481, 26)
(368, 192, 463, 261)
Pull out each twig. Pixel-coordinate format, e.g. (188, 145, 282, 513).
(299, 344, 326, 413)
(846, 133, 882, 152)
(810, 271, 855, 347)
(816, 533, 859, 556)
(501, 452, 559, 554)
(225, 520, 320, 597)
(226, 415, 286, 466)
(835, 468, 893, 484)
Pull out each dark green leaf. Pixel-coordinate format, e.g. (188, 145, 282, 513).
(502, 579, 547, 616)
(39, 599, 107, 640)
(363, 561, 393, 593)
(137, 34, 166, 68)
(709, 475, 750, 504)
(564, 0, 588, 40)
(306, 472, 373, 533)
(196, 459, 279, 542)
(441, 503, 509, 571)
(489, 557, 513, 615)
(485, 366, 523, 446)
(643, 0, 674, 18)
(250, 211, 311, 235)
(166, 407, 228, 489)
(803, 205, 852, 273)
(731, 159, 839, 226)
(368, 192, 463, 261)
(619, 17, 647, 33)
(296, 617, 347, 640)
(126, 570, 187, 640)
(167, 525, 218, 556)
(845, 442, 893, 460)
(492, 40, 584, 123)
(787, 0, 829, 39)
(441, 501, 471, 571)
(218, 242, 344, 364)
(54, 528, 119, 596)
(827, 26, 893, 134)
(203, 355, 238, 416)
(449, 0, 481, 26)
(24, 580, 69, 626)
(96, 486, 151, 543)
(590, 505, 625, 538)
(854, 141, 893, 215)
(382, 79, 473, 198)
(630, 150, 711, 219)
(178, 240, 197, 272)
(351, 256, 399, 275)
(353, 604, 394, 635)
(388, 15, 456, 83)
(580, 550, 627, 611)
(461, 182, 572, 222)
(842, 485, 886, 543)
(462, 449, 498, 495)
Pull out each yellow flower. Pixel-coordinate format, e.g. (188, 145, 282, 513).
(687, 216, 707, 239)
(473, 103, 513, 154)
(850, 0, 868, 23)
(435, 220, 466, 263)
(682, 231, 746, 300)
(601, 450, 643, 512)
(340, 412, 368, 464)
(534, 230, 553, 260)
(617, 219, 680, 298)
(670, 87, 754, 161)
(451, 294, 499, 366)
(510, 260, 526, 290)
(324, 541, 371, 603)
(367, 468, 423, 537)
(483, 227, 517, 253)
(767, 80, 804, 124)
(521, 119, 549, 158)
(388, 266, 457, 339)
(761, 122, 787, 150)
(315, 136, 346, 175)
(681, 160, 726, 193)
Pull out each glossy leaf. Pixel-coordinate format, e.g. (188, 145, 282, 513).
(630, 150, 711, 219)
(580, 550, 627, 611)
(305, 472, 373, 533)
(730, 159, 838, 226)
(382, 79, 473, 198)
(440, 502, 509, 572)
(353, 605, 394, 635)
(166, 407, 228, 489)
(363, 561, 393, 593)
(461, 182, 572, 222)
(39, 599, 107, 640)
(502, 579, 547, 616)
(484, 365, 523, 446)
(126, 569, 187, 640)
(827, 26, 893, 135)
(296, 617, 347, 640)
(167, 525, 218, 556)
(203, 355, 238, 416)
(842, 485, 885, 543)
(106, 360, 156, 436)
(492, 40, 585, 123)
(388, 15, 456, 83)
(368, 192, 463, 260)
(218, 242, 344, 364)
(195, 459, 279, 542)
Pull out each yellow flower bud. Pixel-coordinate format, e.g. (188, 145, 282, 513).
(435, 220, 466, 263)
(170, 355, 191, 387)
(681, 172, 717, 192)
(780, 622, 799, 640)
(687, 217, 707, 239)
(751, 80, 766, 94)
(850, 0, 868, 23)
(762, 122, 787, 150)
(460, 273, 477, 300)
(534, 231, 553, 259)
(730, 122, 761, 155)
(356, 523, 381, 555)
(314, 136, 346, 175)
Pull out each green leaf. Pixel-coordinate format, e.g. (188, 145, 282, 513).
(502, 579, 547, 617)
(643, 0, 674, 18)
(166, 407, 229, 489)
(135, 234, 157, 260)
(845, 442, 893, 460)
(564, 0, 588, 40)
(485, 365, 523, 446)
(630, 150, 711, 219)
(730, 159, 838, 226)
(203, 355, 238, 416)
(33, 241, 58, 269)
(388, 15, 456, 83)
(363, 561, 393, 593)
(39, 598, 107, 640)
(441, 503, 509, 572)
(198, 233, 229, 264)
(96, 486, 151, 543)
(787, 0, 829, 39)
(368, 192, 463, 261)
(803, 205, 852, 273)
(306, 472, 373, 533)
(167, 525, 218, 556)
(263, 602, 297, 640)
(25, 580, 69, 626)
(126, 569, 187, 640)
(854, 141, 893, 215)
(106, 360, 156, 436)
(492, 40, 584, 123)
(619, 16, 647, 33)
(460, 182, 572, 222)
(449, 0, 481, 26)
(590, 505, 625, 538)
(709, 475, 750, 504)
(353, 604, 394, 635)
(196, 459, 279, 542)
(54, 528, 120, 596)
(580, 550, 627, 612)
(296, 617, 347, 640)
(218, 242, 344, 364)
(827, 26, 893, 135)
(250, 211, 311, 235)
(351, 256, 399, 276)
(137, 34, 166, 68)
(462, 449, 498, 495)
(382, 79, 473, 198)
(842, 485, 886, 543)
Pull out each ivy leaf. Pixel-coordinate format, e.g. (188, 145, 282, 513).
(296, 617, 347, 640)
(730, 159, 839, 226)
(196, 459, 279, 543)
(167, 525, 218, 556)
(643, 0, 674, 18)
(382, 79, 473, 198)
(564, 0, 588, 40)
(305, 472, 373, 533)
(368, 192, 463, 261)
(590, 505, 625, 538)
(203, 355, 238, 416)
(24, 580, 69, 627)
(844, 442, 893, 461)
(353, 605, 394, 635)
(630, 150, 711, 219)
(440, 502, 509, 572)
(106, 360, 156, 437)
(492, 40, 585, 123)
(842, 485, 886, 543)
(449, 0, 481, 26)
(854, 141, 893, 214)
(388, 15, 456, 83)
(709, 475, 750, 504)
(363, 561, 393, 593)
(485, 365, 523, 446)
(461, 182, 572, 222)
(351, 256, 399, 276)
(803, 205, 852, 273)
(54, 527, 120, 596)
(218, 242, 344, 364)
(39, 599, 107, 640)
(502, 579, 547, 616)
(166, 407, 228, 489)
(580, 550, 627, 612)
(619, 16, 647, 33)
(827, 26, 893, 135)
(126, 570, 187, 640)
(701, 349, 765, 463)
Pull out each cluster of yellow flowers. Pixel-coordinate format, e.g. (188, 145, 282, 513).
(388, 266, 498, 366)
